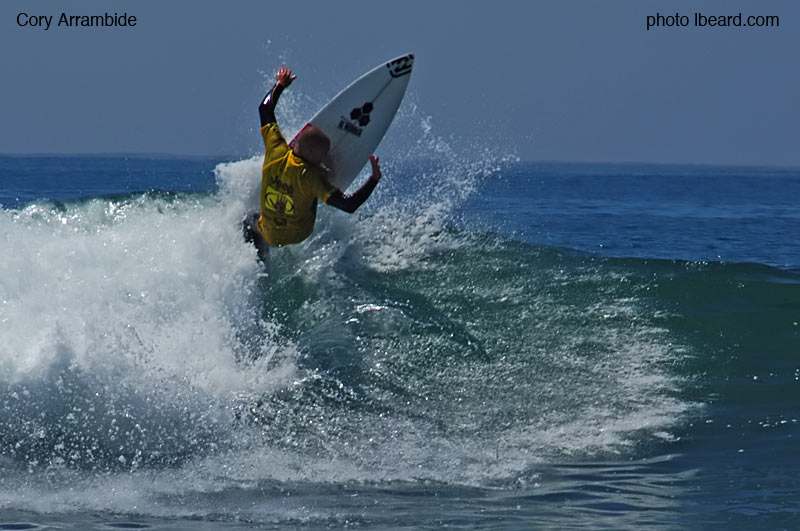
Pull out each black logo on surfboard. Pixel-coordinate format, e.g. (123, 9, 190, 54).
(350, 102, 373, 126)
(338, 101, 374, 137)
(386, 54, 413, 77)
(338, 118, 362, 137)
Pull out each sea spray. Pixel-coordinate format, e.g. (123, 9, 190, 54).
(0, 94, 693, 521)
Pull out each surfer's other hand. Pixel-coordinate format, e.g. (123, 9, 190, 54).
(369, 155, 382, 181)
(276, 65, 296, 87)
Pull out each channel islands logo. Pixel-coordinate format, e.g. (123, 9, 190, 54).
(338, 101, 374, 137)
(350, 102, 374, 126)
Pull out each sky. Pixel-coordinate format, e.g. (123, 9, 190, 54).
(1, 0, 798, 166)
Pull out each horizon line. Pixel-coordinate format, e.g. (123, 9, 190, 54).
(0, 152, 798, 171)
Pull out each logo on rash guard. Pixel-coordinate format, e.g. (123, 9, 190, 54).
(265, 185, 295, 215)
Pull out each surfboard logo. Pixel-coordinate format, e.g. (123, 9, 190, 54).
(386, 54, 413, 78)
(350, 102, 373, 126)
(338, 101, 373, 137)
(338, 118, 362, 137)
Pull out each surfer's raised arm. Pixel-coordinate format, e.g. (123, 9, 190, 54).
(258, 65, 296, 127)
(326, 155, 382, 214)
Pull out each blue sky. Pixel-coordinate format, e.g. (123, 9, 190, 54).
(2, 0, 798, 166)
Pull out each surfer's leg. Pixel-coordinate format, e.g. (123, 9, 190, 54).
(242, 212, 258, 243)
(242, 212, 270, 262)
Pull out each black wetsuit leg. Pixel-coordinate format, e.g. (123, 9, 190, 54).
(242, 212, 269, 262)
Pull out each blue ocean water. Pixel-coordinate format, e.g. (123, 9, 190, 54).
(1, 148, 799, 529)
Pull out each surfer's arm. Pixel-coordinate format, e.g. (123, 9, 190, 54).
(258, 84, 283, 126)
(258, 66, 296, 126)
(326, 155, 382, 214)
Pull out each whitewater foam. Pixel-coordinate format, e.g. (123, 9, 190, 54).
(0, 92, 695, 521)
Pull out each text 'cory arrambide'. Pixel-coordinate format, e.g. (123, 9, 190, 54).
(16, 12, 137, 31)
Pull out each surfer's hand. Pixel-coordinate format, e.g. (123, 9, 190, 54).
(276, 65, 296, 87)
(369, 155, 382, 181)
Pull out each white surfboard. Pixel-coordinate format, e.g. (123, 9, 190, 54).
(290, 54, 414, 191)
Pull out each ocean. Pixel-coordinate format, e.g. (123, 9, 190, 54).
(1, 140, 799, 528)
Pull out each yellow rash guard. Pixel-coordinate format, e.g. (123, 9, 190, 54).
(257, 123, 335, 247)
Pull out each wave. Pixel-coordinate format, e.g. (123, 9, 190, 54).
(6, 106, 796, 520)
(0, 193, 699, 511)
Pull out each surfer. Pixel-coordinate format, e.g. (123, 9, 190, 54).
(243, 65, 382, 258)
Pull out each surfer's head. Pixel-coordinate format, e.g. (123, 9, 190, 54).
(293, 126, 330, 166)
